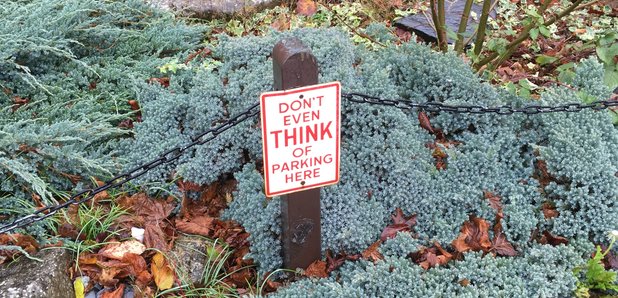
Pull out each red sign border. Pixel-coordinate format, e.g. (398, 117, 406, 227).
(260, 81, 341, 197)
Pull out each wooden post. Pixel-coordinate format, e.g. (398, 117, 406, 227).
(272, 37, 321, 270)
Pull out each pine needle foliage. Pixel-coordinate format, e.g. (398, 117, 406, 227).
(124, 25, 617, 296)
(0, 0, 206, 238)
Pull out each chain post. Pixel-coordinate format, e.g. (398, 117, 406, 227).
(272, 37, 322, 271)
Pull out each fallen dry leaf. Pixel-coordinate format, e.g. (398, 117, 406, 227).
(380, 208, 417, 241)
(228, 268, 254, 287)
(452, 216, 492, 253)
(143, 223, 168, 251)
(491, 232, 517, 256)
(296, 0, 318, 16)
(175, 216, 215, 237)
(100, 284, 125, 298)
(325, 250, 360, 273)
(151, 252, 174, 290)
(542, 202, 559, 219)
(540, 230, 569, 246)
(483, 191, 502, 212)
(0, 234, 39, 264)
(98, 240, 146, 260)
(122, 253, 149, 277)
(411, 242, 453, 270)
(93, 179, 109, 202)
(98, 267, 123, 287)
(361, 240, 384, 262)
(118, 194, 173, 222)
(305, 260, 328, 278)
(78, 252, 99, 265)
(418, 111, 434, 134)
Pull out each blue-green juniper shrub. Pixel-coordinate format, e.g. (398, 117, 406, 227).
(125, 26, 618, 296)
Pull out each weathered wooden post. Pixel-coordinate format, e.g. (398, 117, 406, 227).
(272, 38, 321, 270)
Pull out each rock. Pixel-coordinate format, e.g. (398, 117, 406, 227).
(0, 248, 73, 298)
(169, 235, 211, 285)
(395, 0, 497, 44)
(149, 0, 282, 18)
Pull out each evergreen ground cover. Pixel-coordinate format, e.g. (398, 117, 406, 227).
(1, 0, 617, 297)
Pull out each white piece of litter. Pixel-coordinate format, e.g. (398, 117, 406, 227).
(131, 227, 145, 242)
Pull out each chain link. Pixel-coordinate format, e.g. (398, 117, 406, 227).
(342, 93, 618, 115)
(2, 92, 617, 234)
(0, 103, 260, 234)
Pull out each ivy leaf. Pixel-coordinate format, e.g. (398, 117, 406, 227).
(535, 55, 558, 66)
(296, 0, 318, 17)
(530, 28, 539, 40)
(491, 232, 517, 256)
(539, 25, 551, 37)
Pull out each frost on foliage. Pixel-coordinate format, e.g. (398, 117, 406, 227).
(122, 25, 616, 293)
(273, 244, 583, 298)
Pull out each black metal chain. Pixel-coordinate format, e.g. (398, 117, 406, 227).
(0, 103, 260, 234)
(342, 92, 618, 114)
(2, 92, 617, 234)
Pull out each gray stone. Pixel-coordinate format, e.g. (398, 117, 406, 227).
(149, 0, 282, 18)
(0, 248, 73, 298)
(169, 235, 210, 285)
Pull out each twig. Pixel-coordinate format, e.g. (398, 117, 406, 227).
(437, 0, 448, 52)
(473, 0, 493, 56)
(429, 0, 441, 48)
(455, 0, 474, 53)
(463, 0, 500, 47)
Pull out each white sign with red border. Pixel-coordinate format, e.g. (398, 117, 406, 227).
(260, 82, 341, 197)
